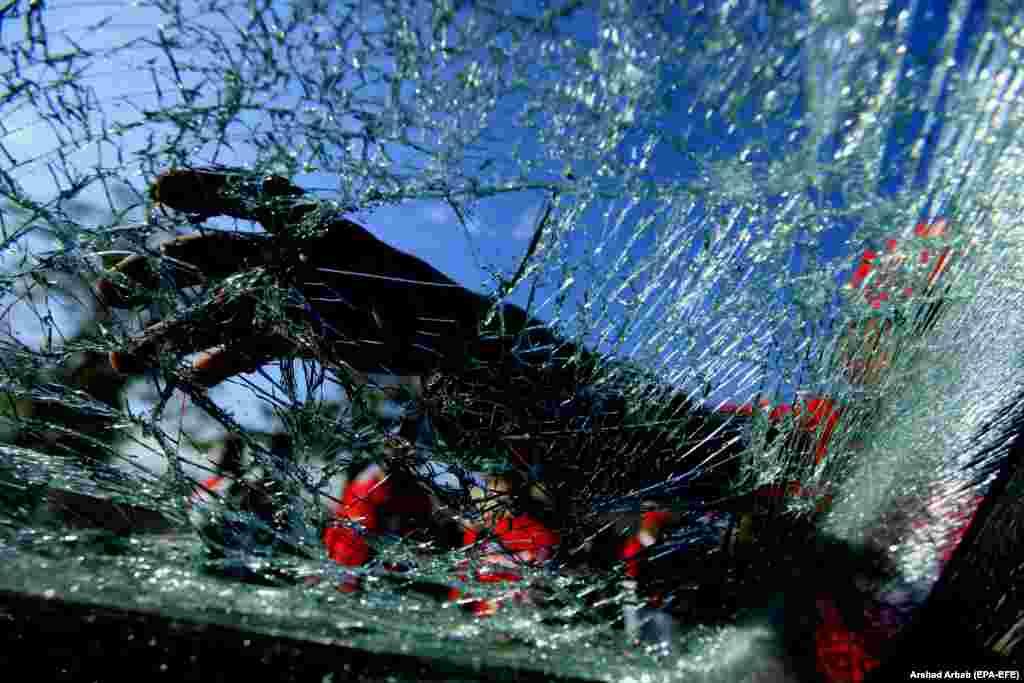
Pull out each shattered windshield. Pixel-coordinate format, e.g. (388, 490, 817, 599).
(1, 1, 1022, 680)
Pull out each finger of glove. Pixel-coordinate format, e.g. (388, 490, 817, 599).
(95, 253, 161, 307)
(160, 232, 269, 280)
(150, 168, 308, 226)
(96, 233, 268, 308)
(188, 333, 300, 387)
(150, 168, 233, 217)
(109, 293, 264, 377)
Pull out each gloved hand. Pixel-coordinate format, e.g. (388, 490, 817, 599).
(97, 167, 560, 386)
